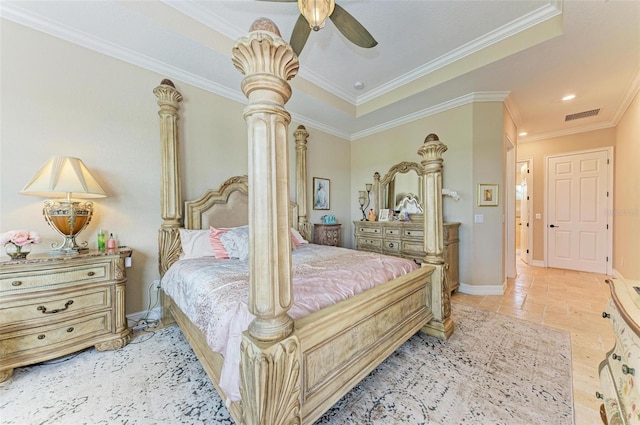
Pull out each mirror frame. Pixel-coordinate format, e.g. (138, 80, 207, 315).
(374, 161, 424, 216)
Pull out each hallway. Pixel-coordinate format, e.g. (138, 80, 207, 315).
(452, 259, 614, 424)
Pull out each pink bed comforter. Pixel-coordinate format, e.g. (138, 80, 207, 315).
(161, 243, 419, 402)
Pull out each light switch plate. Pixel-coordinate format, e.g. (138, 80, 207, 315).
(474, 214, 484, 223)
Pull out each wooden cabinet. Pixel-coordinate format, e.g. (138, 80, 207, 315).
(313, 224, 342, 247)
(0, 249, 132, 382)
(354, 220, 460, 292)
(598, 278, 640, 425)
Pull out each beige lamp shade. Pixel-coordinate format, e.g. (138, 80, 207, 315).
(298, 0, 335, 31)
(20, 156, 106, 199)
(20, 156, 106, 254)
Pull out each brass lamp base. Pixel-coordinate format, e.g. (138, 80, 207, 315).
(43, 200, 93, 255)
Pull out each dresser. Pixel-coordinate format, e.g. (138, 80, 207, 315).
(313, 223, 342, 247)
(0, 249, 132, 382)
(354, 220, 460, 292)
(598, 278, 640, 425)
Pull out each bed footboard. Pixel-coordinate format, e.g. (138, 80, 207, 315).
(295, 265, 434, 424)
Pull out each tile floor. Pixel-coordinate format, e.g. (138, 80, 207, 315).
(452, 258, 614, 425)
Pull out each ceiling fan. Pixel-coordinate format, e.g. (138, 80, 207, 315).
(262, 0, 378, 56)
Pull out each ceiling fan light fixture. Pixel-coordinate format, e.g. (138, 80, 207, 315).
(298, 0, 335, 31)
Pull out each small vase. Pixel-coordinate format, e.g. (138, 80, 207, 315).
(5, 243, 31, 260)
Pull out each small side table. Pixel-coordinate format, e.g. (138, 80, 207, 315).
(314, 224, 342, 247)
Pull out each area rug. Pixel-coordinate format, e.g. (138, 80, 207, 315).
(0, 303, 573, 424)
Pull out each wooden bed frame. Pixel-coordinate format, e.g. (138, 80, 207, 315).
(153, 19, 453, 425)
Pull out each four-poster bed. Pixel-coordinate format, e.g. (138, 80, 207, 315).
(154, 18, 453, 425)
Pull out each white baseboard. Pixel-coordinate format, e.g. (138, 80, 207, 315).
(531, 260, 545, 268)
(126, 307, 162, 325)
(612, 269, 625, 279)
(458, 282, 504, 296)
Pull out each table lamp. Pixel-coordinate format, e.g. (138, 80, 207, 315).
(20, 156, 106, 254)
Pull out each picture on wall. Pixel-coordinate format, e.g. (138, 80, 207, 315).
(313, 177, 330, 210)
(478, 183, 499, 207)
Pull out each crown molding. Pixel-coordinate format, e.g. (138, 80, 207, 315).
(611, 68, 640, 125)
(351, 92, 509, 141)
(518, 121, 616, 143)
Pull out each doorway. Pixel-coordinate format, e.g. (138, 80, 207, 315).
(545, 148, 613, 274)
(516, 160, 532, 265)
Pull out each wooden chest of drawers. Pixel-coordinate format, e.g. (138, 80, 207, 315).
(354, 220, 460, 292)
(0, 249, 132, 382)
(598, 278, 640, 425)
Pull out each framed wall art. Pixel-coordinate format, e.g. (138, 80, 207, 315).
(478, 183, 499, 207)
(313, 177, 330, 210)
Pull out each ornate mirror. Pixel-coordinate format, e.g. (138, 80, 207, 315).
(375, 161, 424, 216)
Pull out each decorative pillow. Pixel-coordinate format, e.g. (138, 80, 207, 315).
(209, 226, 246, 259)
(179, 229, 215, 259)
(290, 228, 308, 246)
(220, 226, 250, 260)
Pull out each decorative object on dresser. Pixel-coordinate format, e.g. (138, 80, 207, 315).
(0, 248, 132, 382)
(358, 183, 373, 220)
(354, 220, 460, 292)
(314, 223, 342, 247)
(1, 230, 42, 260)
(598, 278, 640, 425)
(20, 156, 107, 255)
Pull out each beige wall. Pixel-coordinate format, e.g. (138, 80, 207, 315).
(614, 91, 640, 280)
(351, 102, 507, 290)
(0, 21, 351, 316)
(516, 128, 616, 264)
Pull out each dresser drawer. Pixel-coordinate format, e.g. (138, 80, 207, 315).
(0, 312, 111, 358)
(0, 263, 109, 293)
(599, 358, 625, 425)
(1, 286, 111, 329)
(402, 228, 423, 239)
(383, 227, 401, 237)
(382, 239, 401, 254)
(402, 240, 424, 254)
(357, 226, 381, 236)
(356, 237, 382, 250)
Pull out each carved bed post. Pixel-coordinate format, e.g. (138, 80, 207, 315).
(232, 18, 302, 424)
(418, 133, 454, 340)
(294, 125, 312, 242)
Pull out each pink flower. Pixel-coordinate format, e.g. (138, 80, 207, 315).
(1, 230, 42, 246)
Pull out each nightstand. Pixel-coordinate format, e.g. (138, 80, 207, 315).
(0, 248, 132, 382)
(313, 223, 342, 247)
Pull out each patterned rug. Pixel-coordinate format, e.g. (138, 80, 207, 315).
(0, 303, 573, 424)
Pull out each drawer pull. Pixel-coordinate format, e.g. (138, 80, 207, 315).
(595, 391, 604, 399)
(87, 271, 95, 277)
(612, 353, 622, 361)
(602, 312, 610, 319)
(67, 327, 74, 333)
(11, 280, 23, 287)
(622, 365, 635, 376)
(37, 300, 74, 314)
(406, 231, 412, 235)
(389, 243, 394, 248)
(37, 334, 46, 340)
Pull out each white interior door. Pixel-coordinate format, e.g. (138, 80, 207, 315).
(519, 162, 530, 264)
(547, 150, 609, 273)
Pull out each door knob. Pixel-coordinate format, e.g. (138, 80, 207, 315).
(549, 224, 559, 228)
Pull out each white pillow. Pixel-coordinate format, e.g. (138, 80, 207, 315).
(291, 227, 308, 245)
(179, 229, 215, 259)
(220, 227, 250, 261)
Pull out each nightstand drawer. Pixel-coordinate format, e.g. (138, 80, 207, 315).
(0, 263, 108, 293)
(0, 312, 111, 358)
(1, 286, 111, 328)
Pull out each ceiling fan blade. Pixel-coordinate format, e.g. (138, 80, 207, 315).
(290, 14, 311, 56)
(330, 4, 377, 49)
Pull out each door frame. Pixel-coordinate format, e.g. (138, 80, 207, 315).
(505, 135, 516, 281)
(543, 147, 614, 274)
(517, 158, 533, 265)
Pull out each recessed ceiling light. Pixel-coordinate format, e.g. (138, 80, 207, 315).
(354, 81, 364, 90)
(519, 131, 528, 137)
(562, 94, 576, 101)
